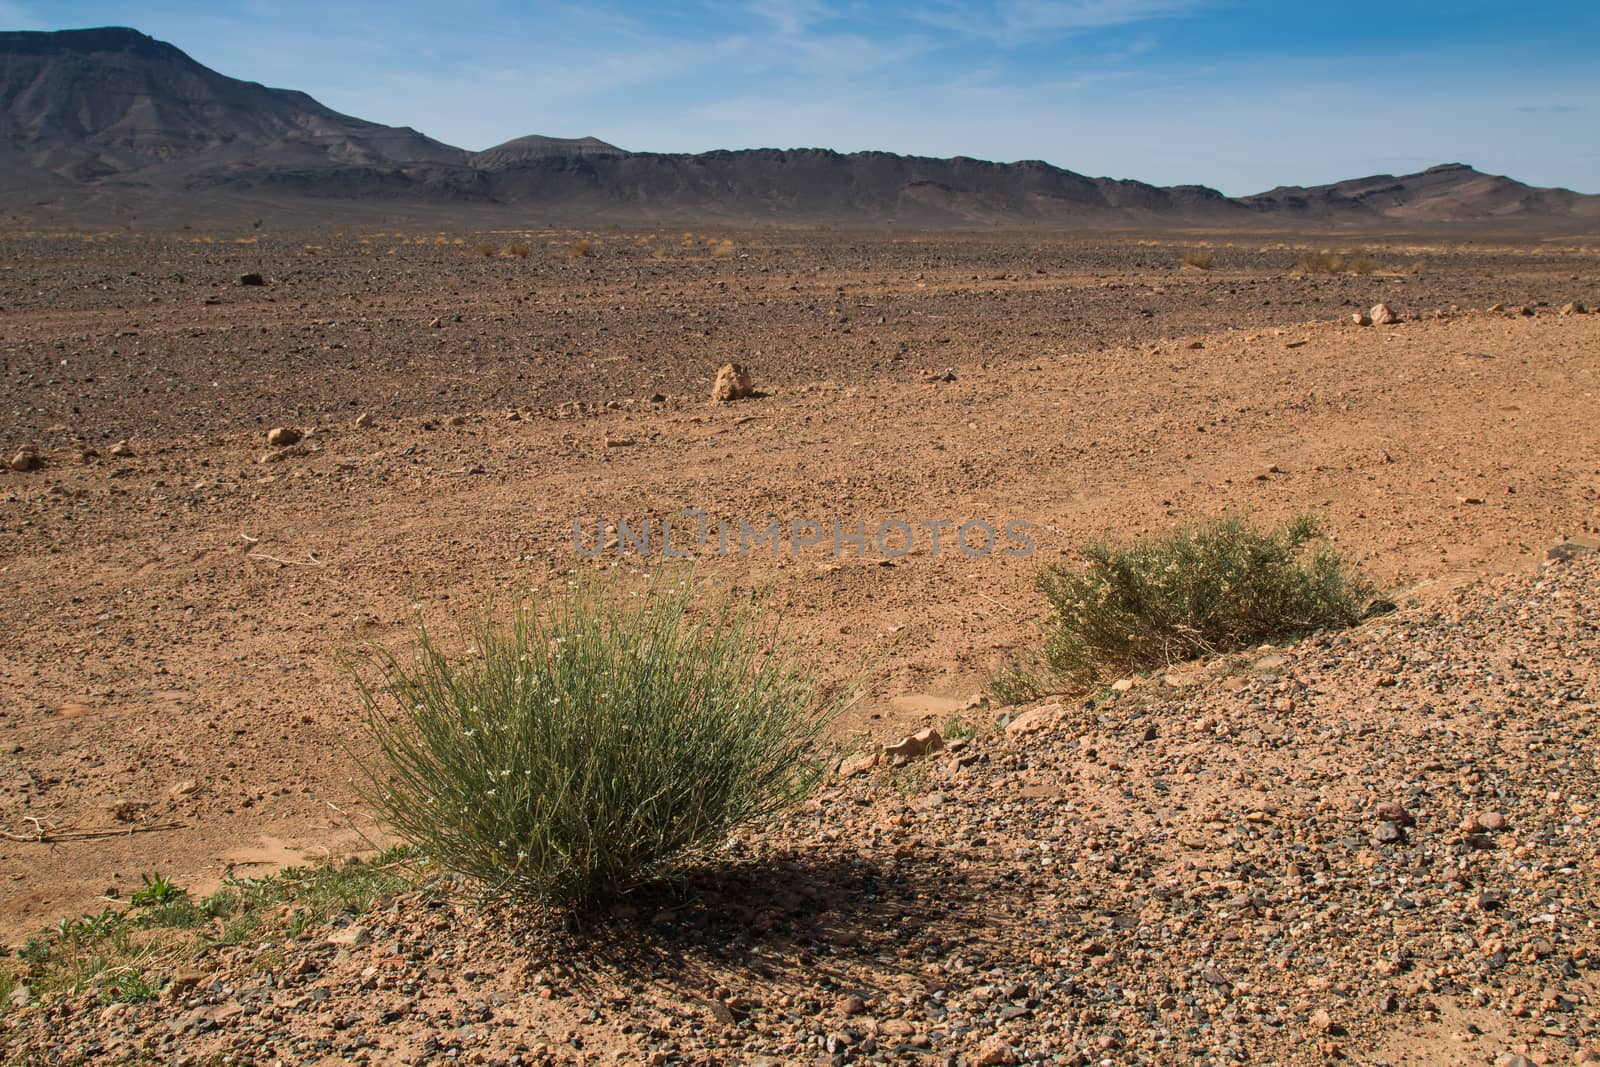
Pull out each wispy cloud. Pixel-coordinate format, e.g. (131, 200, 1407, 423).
(1513, 104, 1584, 113)
(913, 0, 1208, 45)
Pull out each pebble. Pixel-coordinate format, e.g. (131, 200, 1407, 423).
(1468, 811, 1508, 833)
(326, 925, 371, 948)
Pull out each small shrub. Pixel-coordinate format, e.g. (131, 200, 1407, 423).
(476, 242, 498, 257)
(1031, 514, 1374, 689)
(985, 657, 1049, 705)
(355, 578, 844, 909)
(301, 244, 321, 255)
(1295, 251, 1344, 274)
(505, 243, 530, 258)
(128, 873, 184, 907)
(1181, 250, 1214, 270)
(1295, 250, 1383, 275)
(571, 239, 596, 258)
(711, 239, 736, 259)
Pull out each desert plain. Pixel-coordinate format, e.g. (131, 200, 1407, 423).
(1, 225, 1599, 1065)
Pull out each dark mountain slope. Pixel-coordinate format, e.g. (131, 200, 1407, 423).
(3, 28, 1595, 227)
(0, 27, 464, 190)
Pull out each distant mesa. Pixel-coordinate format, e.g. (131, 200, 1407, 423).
(470, 135, 629, 169)
(2, 26, 1596, 227)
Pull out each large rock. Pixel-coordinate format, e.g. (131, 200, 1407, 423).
(1370, 302, 1399, 325)
(710, 363, 753, 403)
(883, 727, 943, 760)
(7, 446, 39, 471)
(266, 426, 301, 447)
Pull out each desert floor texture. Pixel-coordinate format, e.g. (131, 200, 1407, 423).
(1, 227, 1598, 1065)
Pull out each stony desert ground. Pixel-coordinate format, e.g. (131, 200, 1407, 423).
(1, 226, 1598, 1065)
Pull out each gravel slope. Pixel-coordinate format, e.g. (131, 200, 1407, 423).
(5, 552, 1597, 1065)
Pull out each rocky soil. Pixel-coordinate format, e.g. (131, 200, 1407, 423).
(4, 551, 1598, 1065)
(0, 228, 1597, 1062)
(3, 229, 1595, 444)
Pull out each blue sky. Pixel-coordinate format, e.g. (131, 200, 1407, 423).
(5, 1, 1598, 194)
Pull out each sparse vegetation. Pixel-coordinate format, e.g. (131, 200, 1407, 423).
(1295, 250, 1384, 274)
(0, 853, 417, 1013)
(711, 238, 736, 259)
(476, 241, 499, 256)
(505, 243, 530, 258)
(941, 708, 1000, 741)
(571, 238, 596, 257)
(986, 659, 1049, 705)
(1003, 514, 1373, 694)
(1181, 249, 1214, 270)
(354, 577, 846, 909)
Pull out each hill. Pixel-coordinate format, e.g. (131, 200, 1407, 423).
(3, 27, 1596, 227)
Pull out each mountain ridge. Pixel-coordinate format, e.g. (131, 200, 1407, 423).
(4, 27, 1596, 227)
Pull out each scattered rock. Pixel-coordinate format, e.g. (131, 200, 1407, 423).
(167, 779, 199, 798)
(327, 925, 371, 949)
(1004, 704, 1061, 738)
(167, 969, 206, 993)
(102, 799, 148, 823)
(1370, 303, 1399, 325)
(974, 1038, 1019, 1066)
(1495, 1054, 1535, 1067)
(838, 751, 881, 778)
(237, 272, 265, 286)
(266, 426, 302, 447)
(1467, 810, 1508, 833)
(883, 727, 943, 760)
(7, 446, 39, 471)
(1350, 311, 1372, 327)
(1363, 598, 1399, 618)
(353, 412, 374, 429)
(1374, 801, 1415, 827)
(1559, 301, 1586, 315)
(1487, 302, 1505, 313)
(108, 439, 135, 457)
(1373, 821, 1406, 845)
(838, 994, 866, 1015)
(710, 363, 753, 403)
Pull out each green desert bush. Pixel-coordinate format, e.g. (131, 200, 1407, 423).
(355, 578, 844, 909)
(1025, 514, 1373, 691)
